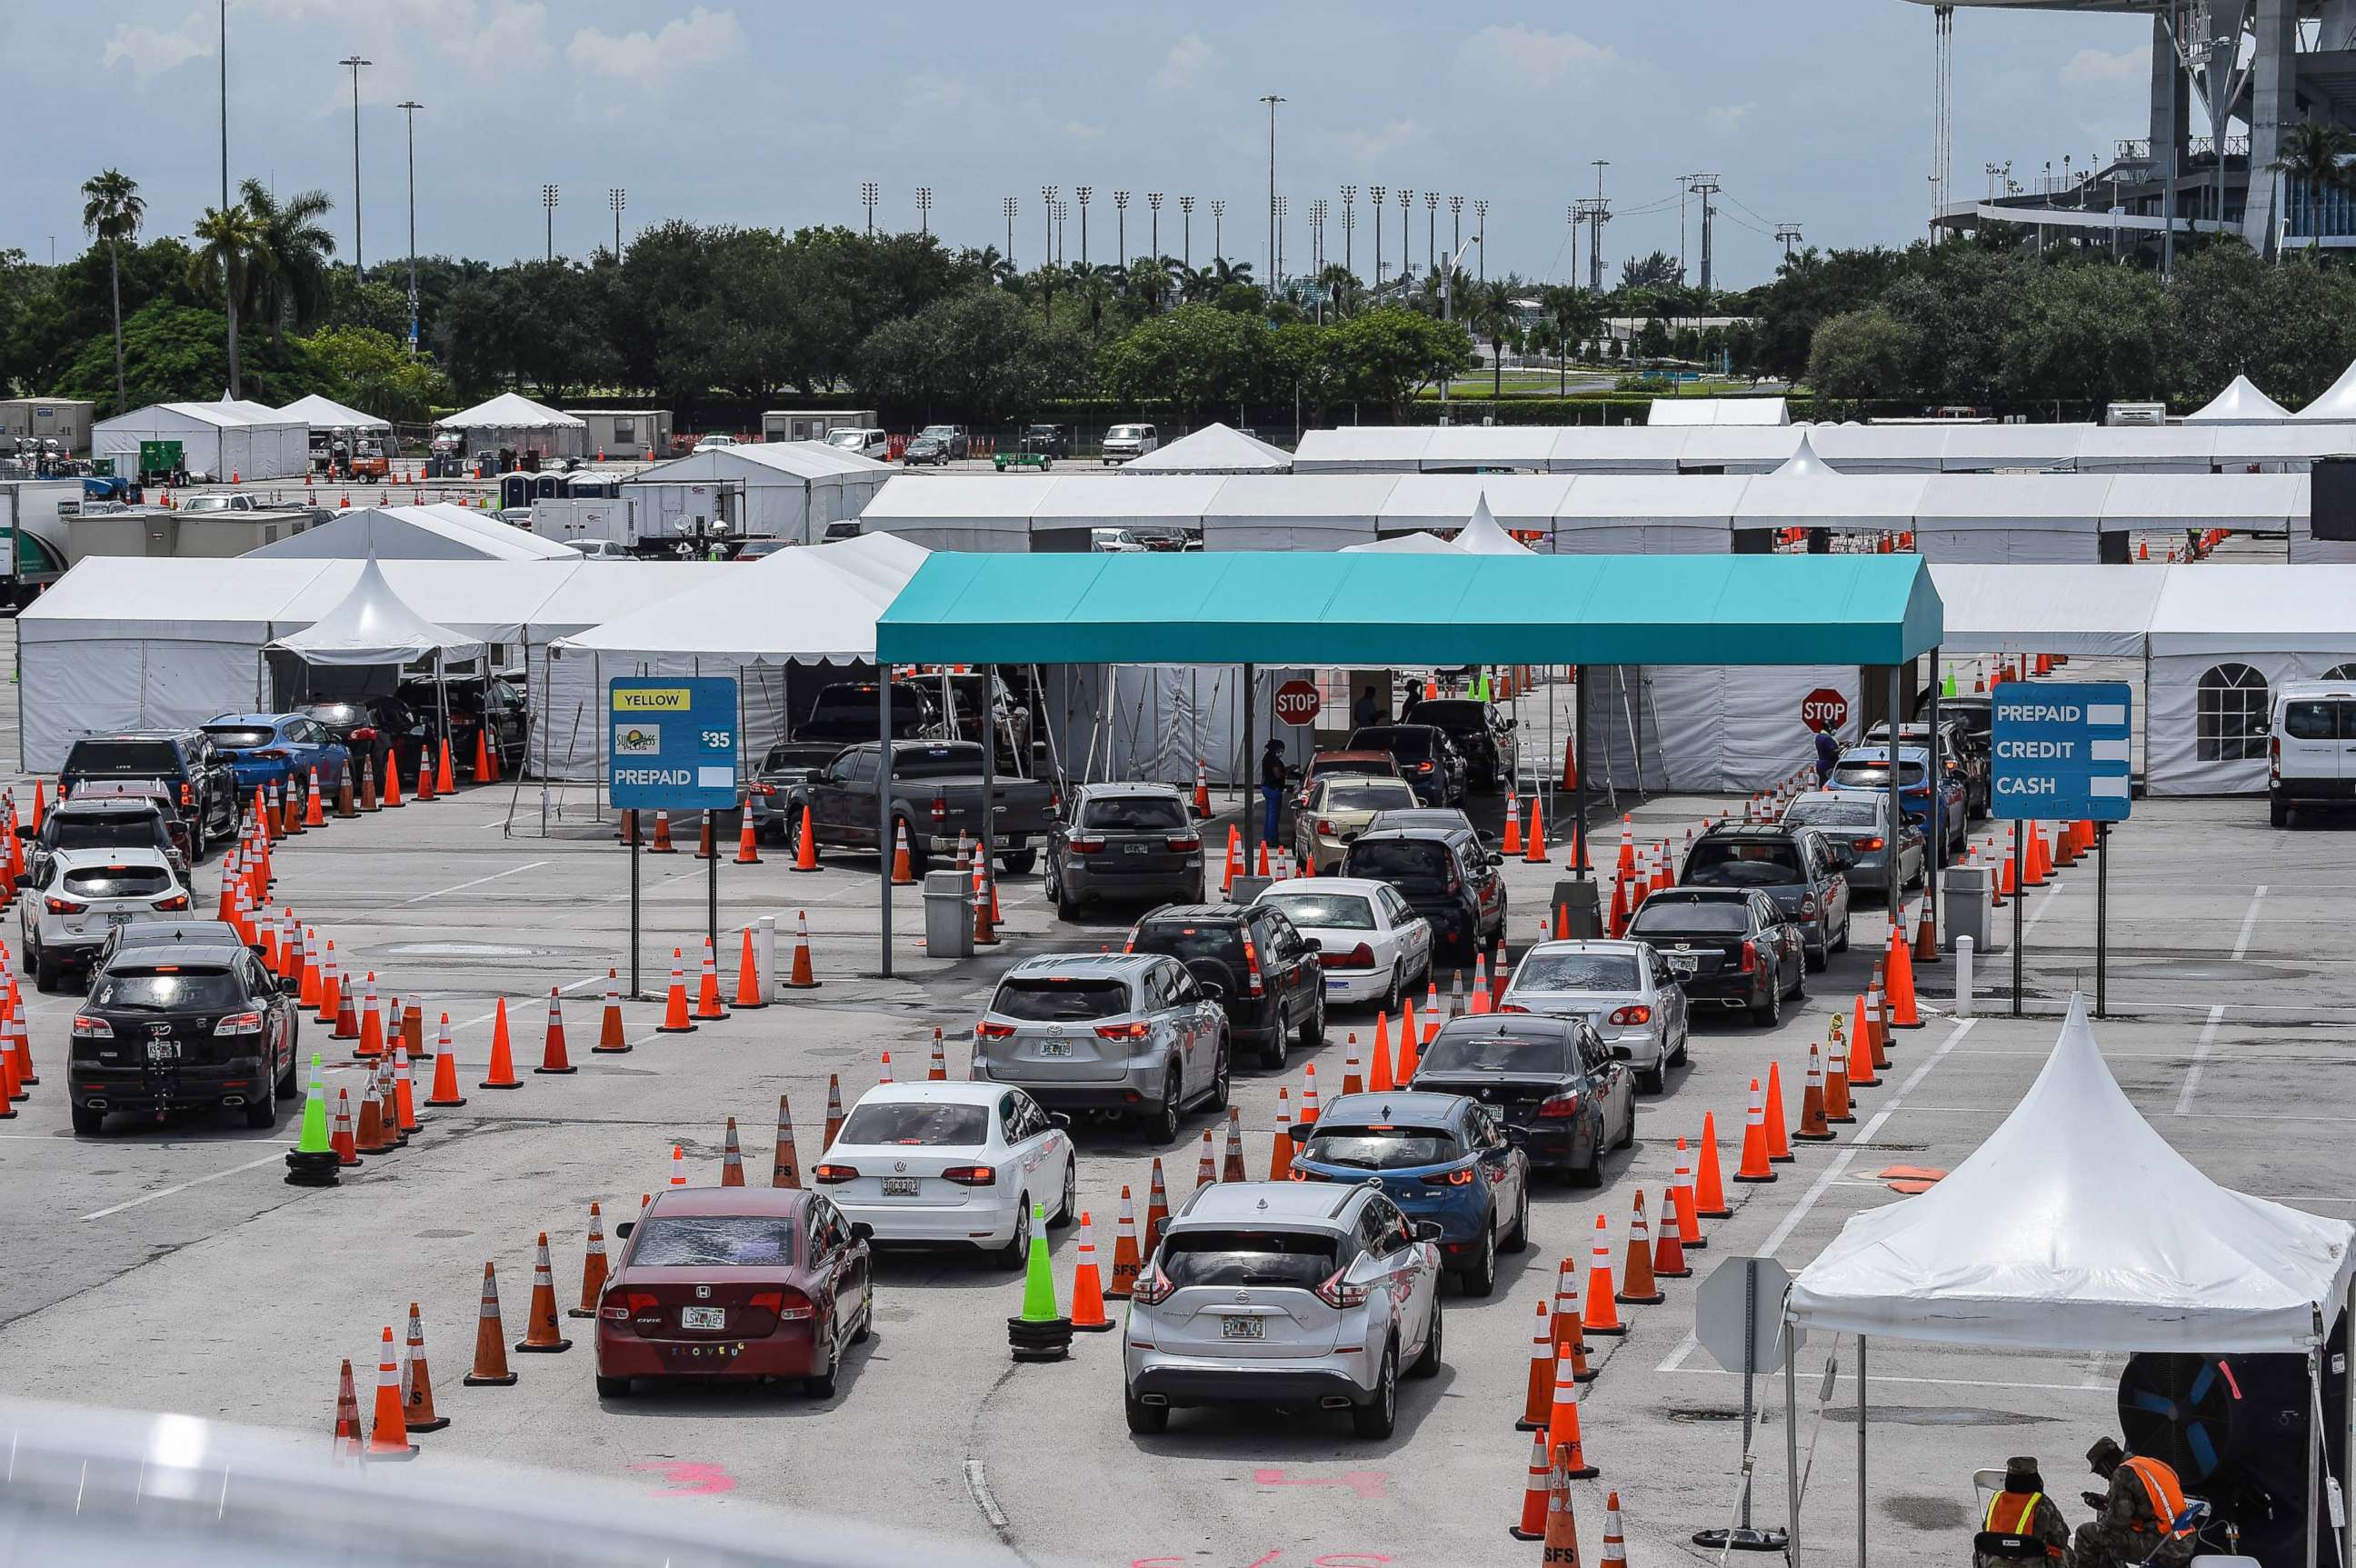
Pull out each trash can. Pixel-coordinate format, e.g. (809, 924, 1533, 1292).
(1549, 879, 1603, 940)
(1943, 863, 1992, 954)
(1229, 874, 1272, 904)
(923, 870, 974, 960)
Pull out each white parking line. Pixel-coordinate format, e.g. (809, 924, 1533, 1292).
(78, 1152, 285, 1220)
(390, 861, 549, 907)
(2172, 885, 2266, 1116)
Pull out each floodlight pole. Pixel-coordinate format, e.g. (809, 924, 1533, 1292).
(878, 677, 893, 977)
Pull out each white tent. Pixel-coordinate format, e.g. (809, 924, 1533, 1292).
(1648, 396, 1789, 426)
(1420, 425, 1559, 472)
(267, 556, 484, 666)
(1120, 423, 1292, 474)
(1927, 564, 2169, 659)
(1451, 495, 1535, 554)
(1733, 437, 1928, 534)
(1199, 474, 1393, 550)
(1374, 475, 1567, 539)
(1031, 474, 1221, 544)
(1340, 531, 1462, 554)
(1550, 474, 1742, 554)
(2295, 356, 2356, 422)
(860, 474, 1053, 551)
(1911, 473, 2111, 564)
(92, 400, 309, 483)
(622, 441, 891, 546)
(434, 393, 587, 460)
(2148, 564, 2356, 794)
(276, 394, 393, 435)
(245, 504, 576, 562)
(1286, 426, 1433, 473)
(2185, 374, 2292, 424)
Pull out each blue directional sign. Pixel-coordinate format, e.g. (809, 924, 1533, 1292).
(608, 675, 739, 812)
(1991, 681, 2132, 822)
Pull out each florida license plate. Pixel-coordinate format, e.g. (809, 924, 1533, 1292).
(680, 1306, 725, 1330)
(107, 913, 135, 927)
(145, 1039, 178, 1061)
(1220, 1315, 1264, 1340)
(1037, 1040, 1069, 1056)
(881, 1176, 920, 1196)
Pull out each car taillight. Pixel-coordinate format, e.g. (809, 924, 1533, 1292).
(1323, 943, 1376, 970)
(1538, 1093, 1582, 1119)
(1499, 1002, 1531, 1014)
(1132, 1265, 1175, 1306)
(813, 1164, 858, 1183)
(1094, 1021, 1151, 1041)
(751, 1288, 815, 1321)
(1315, 818, 1336, 836)
(1798, 897, 1818, 918)
(1242, 935, 1265, 997)
(152, 894, 190, 912)
(753, 782, 776, 797)
(976, 1020, 1016, 1040)
(942, 1165, 997, 1186)
(1416, 760, 1433, 773)
(179, 783, 194, 806)
(1741, 940, 1758, 974)
(213, 1012, 263, 1036)
(1423, 1167, 1479, 1187)
(252, 749, 289, 762)
(600, 1289, 659, 1321)
(1068, 836, 1106, 854)
(1314, 1268, 1372, 1309)
(71, 1015, 113, 1039)
(1123, 927, 1139, 954)
(1165, 834, 1200, 853)
(351, 726, 377, 741)
(1852, 836, 1884, 852)
(1607, 1004, 1652, 1026)
(45, 896, 86, 915)
(931, 792, 947, 823)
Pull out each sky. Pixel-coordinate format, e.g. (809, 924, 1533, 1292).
(3, 0, 2164, 291)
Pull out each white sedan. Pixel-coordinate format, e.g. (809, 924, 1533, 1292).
(1499, 939, 1691, 1094)
(20, 846, 192, 992)
(814, 1082, 1076, 1271)
(1254, 876, 1433, 1015)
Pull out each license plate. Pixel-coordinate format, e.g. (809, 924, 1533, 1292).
(882, 1176, 920, 1196)
(107, 913, 135, 927)
(145, 1039, 178, 1061)
(1220, 1315, 1264, 1340)
(680, 1306, 725, 1330)
(1038, 1040, 1070, 1056)
(1123, 843, 1150, 854)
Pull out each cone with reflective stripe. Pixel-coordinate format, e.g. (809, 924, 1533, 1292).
(368, 1325, 417, 1457)
(1846, 994, 1880, 1087)
(657, 949, 696, 1033)
(1108, 1185, 1143, 1298)
(669, 1144, 687, 1186)
(1470, 953, 1491, 1015)
(425, 1014, 465, 1106)
(1693, 1113, 1732, 1218)
(594, 971, 628, 1053)
(394, 1044, 420, 1134)
(377, 1059, 403, 1147)
(463, 1262, 518, 1385)
(570, 1203, 609, 1318)
(1669, 1139, 1703, 1249)
(515, 1233, 573, 1353)
(1885, 923, 1922, 1028)
(1068, 1213, 1113, 1332)
(1544, 1351, 1601, 1479)
(878, 1049, 894, 1085)
(534, 988, 575, 1074)
(328, 1087, 359, 1165)
(1300, 1061, 1321, 1127)
(1267, 1087, 1294, 1180)
(1796, 1040, 1834, 1140)
(1652, 1185, 1691, 1280)
(1867, 964, 1892, 1067)
(1367, 1012, 1394, 1092)
(357, 754, 378, 812)
(333, 1358, 361, 1454)
(1502, 793, 1523, 855)
(1343, 1035, 1363, 1095)
(1143, 1157, 1172, 1260)
(646, 809, 672, 851)
(693, 936, 725, 1021)
(890, 821, 915, 884)
(479, 999, 520, 1089)
(730, 927, 766, 1009)
(1222, 1107, 1247, 1183)
(402, 1303, 448, 1433)
(823, 1074, 846, 1148)
(1194, 1128, 1217, 1189)
(353, 1062, 394, 1154)
(1762, 1060, 1794, 1163)
(772, 1094, 801, 1187)
(1509, 1430, 1553, 1541)
(1732, 1077, 1775, 1183)
(1518, 1300, 1558, 1430)
(1581, 1215, 1624, 1337)
(721, 1116, 745, 1186)
(734, 811, 762, 865)
(927, 1025, 947, 1080)
(1551, 1254, 1595, 1380)
(1598, 1491, 1626, 1565)
(1616, 1191, 1662, 1305)
(4, 1004, 26, 1094)
(784, 912, 820, 989)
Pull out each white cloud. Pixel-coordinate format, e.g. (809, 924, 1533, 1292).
(567, 6, 742, 82)
(1454, 24, 1616, 91)
(433, 2, 552, 79)
(102, 14, 212, 83)
(2062, 46, 2141, 86)
(1707, 102, 1755, 135)
(1334, 117, 1426, 162)
(1153, 32, 1212, 92)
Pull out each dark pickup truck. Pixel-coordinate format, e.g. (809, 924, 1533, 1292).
(59, 731, 240, 859)
(777, 741, 1059, 876)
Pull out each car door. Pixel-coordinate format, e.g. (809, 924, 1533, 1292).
(1466, 1104, 1513, 1240)
(1366, 1196, 1434, 1351)
(1580, 1025, 1631, 1145)
(1383, 887, 1429, 982)
(1147, 963, 1196, 1096)
(1004, 1091, 1059, 1203)
(818, 1196, 869, 1322)
(1649, 950, 1688, 1050)
(1046, 788, 1077, 886)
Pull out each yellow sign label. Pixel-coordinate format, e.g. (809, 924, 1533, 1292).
(613, 687, 690, 713)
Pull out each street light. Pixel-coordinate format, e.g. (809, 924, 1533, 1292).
(397, 100, 422, 355)
(1396, 187, 1413, 295)
(1074, 185, 1091, 268)
(1003, 195, 1018, 267)
(1209, 198, 1223, 263)
(860, 181, 878, 237)
(1113, 189, 1129, 270)
(1368, 185, 1386, 288)
(915, 185, 932, 236)
(1474, 197, 1489, 282)
(1041, 185, 1057, 270)
(1260, 93, 1284, 303)
(1178, 195, 1194, 269)
(1146, 192, 1162, 264)
(337, 55, 371, 272)
(1449, 194, 1463, 274)
(1274, 193, 1289, 289)
(1424, 190, 1438, 277)
(609, 186, 625, 259)
(1340, 184, 1358, 279)
(541, 183, 558, 262)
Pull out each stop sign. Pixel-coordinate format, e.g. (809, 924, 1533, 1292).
(1273, 680, 1322, 725)
(1800, 688, 1849, 734)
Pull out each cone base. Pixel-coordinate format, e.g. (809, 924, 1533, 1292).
(514, 1338, 574, 1353)
(1768, 1153, 1796, 1164)
(591, 1044, 632, 1054)
(533, 1064, 578, 1075)
(1696, 1207, 1732, 1219)
(692, 1009, 727, 1023)
(1509, 1527, 1547, 1542)
(1070, 1319, 1117, 1333)
(478, 1080, 522, 1090)
(1574, 1367, 1600, 1383)
(734, 855, 764, 866)
(1615, 1291, 1664, 1306)
(1850, 1077, 1881, 1089)
(1514, 1416, 1548, 1432)
(1582, 1323, 1627, 1338)
(654, 1024, 698, 1034)
(1655, 1265, 1692, 1279)
(1692, 1526, 1789, 1552)
(405, 1415, 450, 1433)
(782, 981, 823, 991)
(566, 1307, 598, 1319)
(283, 1151, 340, 1187)
(1555, 1461, 1600, 1481)
(364, 1443, 420, 1460)
(425, 1095, 467, 1107)
(462, 1372, 518, 1387)
(728, 999, 768, 1011)
(645, 845, 674, 854)
(789, 864, 819, 874)
(1892, 1021, 1925, 1030)
(1731, 1173, 1777, 1183)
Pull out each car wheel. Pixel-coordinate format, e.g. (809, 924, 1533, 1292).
(1143, 1069, 1183, 1143)
(1670, 1024, 1689, 1067)
(804, 1325, 841, 1399)
(1206, 1038, 1231, 1111)
(1637, 1054, 1666, 1095)
(2271, 794, 2290, 828)
(995, 1198, 1032, 1271)
(1050, 1156, 1077, 1228)
(1379, 964, 1403, 1015)
(1805, 937, 1827, 974)
(1051, 868, 1082, 921)
(1613, 1102, 1636, 1151)
(1409, 1296, 1444, 1379)
(275, 1040, 298, 1099)
(1296, 994, 1325, 1052)
(1124, 1385, 1170, 1434)
(34, 946, 62, 994)
(1835, 914, 1852, 954)
(243, 1093, 277, 1130)
(1501, 1174, 1530, 1253)
(1752, 976, 1781, 1029)
(1458, 1217, 1498, 1297)
(71, 1104, 104, 1136)
(594, 1374, 630, 1398)
(1262, 1010, 1288, 1071)
(1352, 1343, 1399, 1440)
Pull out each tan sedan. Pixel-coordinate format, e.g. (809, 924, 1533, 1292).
(1294, 776, 1422, 874)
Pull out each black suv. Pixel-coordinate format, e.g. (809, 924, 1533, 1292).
(1127, 902, 1323, 1068)
(1405, 699, 1516, 793)
(1677, 822, 1852, 972)
(1344, 724, 1470, 808)
(1343, 824, 1508, 962)
(300, 695, 420, 786)
(59, 732, 238, 859)
(68, 929, 301, 1134)
(1023, 424, 1068, 457)
(399, 674, 529, 777)
(29, 795, 188, 884)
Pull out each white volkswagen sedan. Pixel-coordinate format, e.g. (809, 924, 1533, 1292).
(1498, 939, 1690, 1094)
(1254, 876, 1433, 1015)
(20, 846, 192, 992)
(815, 1082, 1076, 1271)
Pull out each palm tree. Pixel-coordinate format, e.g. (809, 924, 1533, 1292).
(2271, 121, 2356, 255)
(1472, 280, 1520, 399)
(81, 169, 145, 416)
(189, 204, 267, 399)
(237, 178, 337, 346)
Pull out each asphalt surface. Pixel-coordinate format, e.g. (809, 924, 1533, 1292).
(0, 638, 2347, 1566)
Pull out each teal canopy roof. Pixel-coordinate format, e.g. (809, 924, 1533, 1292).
(876, 551, 1943, 667)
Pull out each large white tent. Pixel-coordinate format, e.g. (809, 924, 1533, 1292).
(245, 504, 577, 562)
(275, 394, 393, 436)
(434, 393, 587, 461)
(861, 474, 1055, 551)
(2185, 374, 2292, 424)
(2148, 564, 2356, 794)
(1120, 423, 1292, 474)
(92, 400, 309, 482)
(1200, 474, 1395, 550)
(622, 441, 891, 546)
(268, 556, 483, 667)
(1374, 475, 1568, 539)
(2296, 358, 2356, 423)
(1648, 396, 1788, 426)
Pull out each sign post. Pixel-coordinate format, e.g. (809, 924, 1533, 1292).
(1692, 1254, 1799, 1553)
(1991, 681, 2131, 1017)
(609, 676, 740, 998)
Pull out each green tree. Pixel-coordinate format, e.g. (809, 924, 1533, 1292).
(1321, 307, 1474, 418)
(2270, 122, 2356, 255)
(81, 169, 145, 418)
(1751, 244, 1904, 383)
(1636, 316, 1670, 359)
(304, 325, 451, 424)
(854, 288, 1087, 422)
(1096, 304, 1263, 421)
(55, 300, 328, 412)
(238, 179, 337, 346)
(189, 204, 267, 398)
(1999, 262, 2170, 406)
(1620, 250, 1683, 292)
(1471, 280, 1521, 397)
(1806, 306, 1915, 403)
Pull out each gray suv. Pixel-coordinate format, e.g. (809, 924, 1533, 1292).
(973, 953, 1229, 1141)
(1044, 783, 1204, 918)
(1123, 1179, 1444, 1440)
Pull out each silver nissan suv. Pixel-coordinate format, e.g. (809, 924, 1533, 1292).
(973, 953, 1231, 1142)
(1122, 1179, 1444, 1440)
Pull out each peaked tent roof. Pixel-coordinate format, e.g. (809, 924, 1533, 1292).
(1790, 994, 2353, 1353)
(1451, 495, 1534, 555)
(628, 440, 890, 485)
(434, 392, 585, 431)
(245, 504, 576, 563)
(1341, 531, 1463, 554)
(1123, 422, 1294, 474)
(550, 532, 928, 663)
(266, 555, 485, 665)
(277, 394, 393, 433)
(2184, 374, 2291, 424)
(2294, 356, 2356, 422)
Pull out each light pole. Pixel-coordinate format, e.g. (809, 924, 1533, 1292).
(1369, 184, 1386, 290)
(1210, 198, 1223, 263)
(1340, 185, 1357, 278)
(338, 55, 371, 272)
(1397, 187, 1412, 296)
(1179, 195, 1194, 270)
(1274, 193, 1289, 291)
(915, 185, 931, 236)
(1113, 190, 1129, 271)
(541, 183, 558, 262)
(1074, 185, 1091, 268)
(860, 181, 878, 237)
(1424, 190, 1438, 278)
(397, 100, 422, 355)
(1449, 194, 1463, 275)
(1310, 197, 1328, 320)
(609, 186, 625, 259)
(1054, 200, 1066, 264)
(218, 0, 229, 214)
(1260, 93, 1284, 303)
(1474, 198, 1489, 282)
(1041, 185, 1057, 272)
(1147, 192, 1162, 264)
(1003, 195, 1018, 267)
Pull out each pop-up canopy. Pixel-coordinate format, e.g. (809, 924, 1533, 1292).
(266, 555, 484, 667)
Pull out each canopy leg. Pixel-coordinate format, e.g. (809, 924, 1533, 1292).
(1857, 1335, 1869, 1568)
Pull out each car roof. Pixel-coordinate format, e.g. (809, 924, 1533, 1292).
(1792, 787, 1886, 805)
(1004, 952, 1162, 979)
(1317, 1090, 1472, 1124)
(1838, 744, 1929, 764)
(1364, 808, 1472, 832)
(848, 1081, 1009, 1110)
(205, 713, 294, 727)
(1521, 938, 1646, 960)
(105, 920, 243, 949)
(73, 730, 190, 744)
(1351, 724, 1443, 741)
(1349, 825, 1471, 848)
(1412, 699, 1484, 715)
(1645, 886, 1752, 904)
(1259, 876, 1387, 900)
(1174, 1179, 1369, 1229)
(2276, 681, 2356, 700)
(638, 1185, 815, 1218)
(105, 939, 246, 967)
(1313, 774, 1416, 795)
(1136, 904, 1255, 924)
(52, 844, 176, 867)
(1434, 1011, 1582, 1040)
(1697, 823, 1804, 841)
(51, 796, 167, 815)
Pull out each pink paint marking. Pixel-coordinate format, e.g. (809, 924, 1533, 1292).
(628, 1460, 738, 1496)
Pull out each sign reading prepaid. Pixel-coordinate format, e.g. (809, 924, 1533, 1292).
(608, 675, 739, 812)
(1991, 680, 2131, 822)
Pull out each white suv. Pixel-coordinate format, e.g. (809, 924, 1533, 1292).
(20, 846, 192, 991)
(1123, 1179, 1443, 1439)
(2270, 679, 2356, 826)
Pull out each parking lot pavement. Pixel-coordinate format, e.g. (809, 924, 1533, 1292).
(2, 675, 2349, 1563)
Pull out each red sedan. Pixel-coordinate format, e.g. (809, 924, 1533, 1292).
(595, 1187, 874, 1399)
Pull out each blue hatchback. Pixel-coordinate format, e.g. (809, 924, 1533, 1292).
(202, 714, 351, 794)
(1285, 1089, 1530, 1296)
(1830, 744, 1964, 856)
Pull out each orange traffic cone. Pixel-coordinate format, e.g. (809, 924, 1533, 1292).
(1693, 1113, 1732, 1218)
(1342, 1034, 1364, 1095)
(1552, 1254, 1595, 1381)
(1543, 1353, 1601, 1480)
(1143, 1157, 1172, 1260)
(927, 1026, 947, 1080)
(1069, 1213, 1113, 1333)
(1762, 1061, 1794, 1164)
(1502, 793, 1523, 856)
(479, 999, 521, 1089)
(474, 727, 494, 784)
(435, 738, 457, 797)
(463, 1263, 518, 1386)
(1615, 1191, 1662, 1305)
(1396, 1007, 1423, 1083)
(357, 754, 379, 812)
(657, 949, 697, 1033)
(692, 936, 725, 1021)
(332, 1087, 360, 1165)
(594, 970, 629, 1053)
(823, 1074, 846, 1148)
(772, 1094, 802, 1188)
(304, 773, 326, 828)
(514, 1233, 572, 1353)
(1732, 1077, 1776, 1183)
(1795, 1040, 1834, 1140)
(570, 1203, 609, 1318)
(1193, 1128, 1216, 1189)
(354, 1064, 394, 1154)
(394, 1045, 420, 1134)
(402, 1302, 448, 1433)
(721, 1116, 745, 1186)
(734, 812, 763, 865)
(1524, 795, 1549, 864)
(1670, 1139, 1702, 1249)
(1886, 925, 1922, 1028)
(669, 1144, 687, 1187)
(1266, 1088, 1294, 1180)
(1510, 1431, 1554, 1542)
(1368, 1011, 1395, 1092)
(1518, 1300, 1558, 1430)
(646, 809, 673, 851)
(730, 927, 766, 1010)
(890, 822, 916, 884)
(1223, 1106, 1247, 1183)
(784, 912, 820, 990)
(791, 804, 820, 873)
(1581, 1215, 1624, 1337)
(1299, 1061, 1321, 1127)
(1599, 1490, 1627, 1565)
(367, 1325, 418, 1458)
(535, 988, 575, 1074)
(381, 748, 404, 807)
(1108, 1185, 1143, 1299)
(1652, 1187, 1690, 1280)
(332, 1358, 362, 1454)
(1848, 994, 1881, 1087)
(425, 1017, 465, 1106)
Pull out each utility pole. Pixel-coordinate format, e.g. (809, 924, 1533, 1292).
(1369, 185, 1386, 290)
(1586, 160, 1612, 290)
(1179, 195, 1194, 270)
(1775, 222, 1802, 265)
(1113, 190, 1128, 270)
(915, 185, 932, 236)
(1075, 185, 1092, 268)
(1310, 197, 1328, 319)
(1688, 174, 1721, 292)
(541, 183, 558, 262)
(1340, 185, 1357, 279)
(1004, 195, 1018, 268)
(1474, 197, 1488, 282)
(1260, 93, 1284, 303)
(608, 186, 625, 261)
(1040, 185, 1056, 325)
(400, 100, 424, 353)
(338, 55, 371, 272)
(1274, 194, 1289, 291)
(1567, 204, 1581, 286)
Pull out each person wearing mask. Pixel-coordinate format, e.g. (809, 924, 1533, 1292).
(1814, 724, 1842, 787)
(1973, 1456, 2071, 1566)
(1260, 739, 1288, 848)
(1352, 684, 1380, 730)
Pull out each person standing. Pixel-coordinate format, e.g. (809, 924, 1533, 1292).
(1814, 724, 1842, 788)
(1259, 739, 1288, 848)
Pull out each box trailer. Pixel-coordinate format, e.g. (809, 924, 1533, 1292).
(761, 409, 877, 444)
(566, 409, 674, 461)
(0, 399, 96, 455)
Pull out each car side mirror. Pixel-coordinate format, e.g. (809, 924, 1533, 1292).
(850, 1221, 874, 1241)
(1285, 1121, 1312, 1144)
(278, 973, 301, 995)
(1197, 980, 1225, 1002)
(1414, 1220, 1445, 1243)
(1048, 1112, 1073, 1129)
(1486, 851, 1505, 866)
(614, 1221, 634, 1240)
(1500, 1125, 1530, 1147)
(1302, 937, 1323, 953)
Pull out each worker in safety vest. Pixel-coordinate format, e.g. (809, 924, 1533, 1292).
(1975, 1456, 2071, 1566)
(2071, 1437, 2200, 1568)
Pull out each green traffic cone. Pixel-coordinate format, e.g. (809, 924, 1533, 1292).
(1017, 1202, 1059, 1323)
(284, 1053, 340, 1186)
(1471, 669, 1491, 703)
(1941, 669, 1958, 699)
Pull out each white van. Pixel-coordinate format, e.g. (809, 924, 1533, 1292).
(824, 427, 889, 460)
(2269, 679, 2356, 825)
(1102, 424, 1160, 464)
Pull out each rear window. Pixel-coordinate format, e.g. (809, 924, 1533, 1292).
(1631, 898, 1752, 935)
(1684, 839, 1806, 887)
(1080, 795, 1187, 831)
(1259, 892, 1374, 931)
(629, 1215, 796, 1268)
(1160, 1229, 1337, 1289)
(839, 1102, 988, 1145)
(51, 815, 162, 853)
(893, 747, 984, 781)
(1346, 839, 1452, 887)
(1785, 800, 1880, 829)
(1421, 1028, 1574, 1075)
(202, 725, 278, 749)
(1321, 782, 1417, 813)
(1310, 754, 1395, 780)
(2283, 700, 2352, 741)
(66, 740, 181, 776)
(1513, 951, 1641, 992)
(991, 976, 1132, 1022)
(1304, 1126, 1462, 1170)
(63, 865, 172, 898)
(1415, 702, 1482, 727)
(1132, 922, 1243, 967)
(303, 704, 365, 726)
(91, 967, 243, 1011)
(1831, 762, 1925, 791)
(1353, 728, 1431, 758)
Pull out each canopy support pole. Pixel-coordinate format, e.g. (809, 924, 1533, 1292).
(1784, 1321, 1802, 1567)
(878, 675, 893, 977)
(2345, 1275, 2355, 1568)
(1243, 663, 1257, 862)
(1885, 667, 1902, 915)
(2307, 1305, 2323, 1568)
(1573, 665, 1589, 879)
(1926, 646, 1942, 945)
(1855, 1335, 1869, 1568)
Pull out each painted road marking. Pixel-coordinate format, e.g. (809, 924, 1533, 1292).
(78, 1152, 285, 1221)
(390, 861, 550, 907)
(2174, 884, 2266, 1115)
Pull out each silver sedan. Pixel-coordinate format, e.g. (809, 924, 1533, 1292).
(1498, 939, 1691, 1094)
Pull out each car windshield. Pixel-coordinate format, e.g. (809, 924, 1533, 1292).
(51, 814, 164, 853)
(1131, 922, 1243, 968)
(1514, 952, 1642, 992)
(920, 426, 956, 439)
(1108, 425, 1148, 440)
(826, 431, 865, 447)
(837, 1102, 989, 1145)
(1684, 839, 1807, 887)
(1421, 1029, 1575, 1074)
(629, 1215, 796, 1268)
(302, 704, 365, 727)
(1832, 761, 1926, 790)
(1321, 782, 1417, 813)
(1160, 1229, 1337, 1289)
(1259, 893, 1374, 931)
(1631, 897, 1752, 935)
(62, 864, 173, 898)
(808, 685, 929, 730)
(1303, 1127, 1462, 1171)
(183, 497, 231, 512)
(991, 976, 1131, 1022)
(1347, 839, 1452, 889)
(1786, 800, 1881, 829)
(66, 740, 180, 776)
(91, 967, 242, 1011)
(202, 725, 277, 749)
(1079, 794, 1187, 831)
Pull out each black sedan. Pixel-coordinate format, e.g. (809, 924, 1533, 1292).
(1626, 887, 1805, 1028)
(68, 933, 300, 1134)
(1410, 1014, 1633, 1186)
(1408, 699, 1516, 794)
